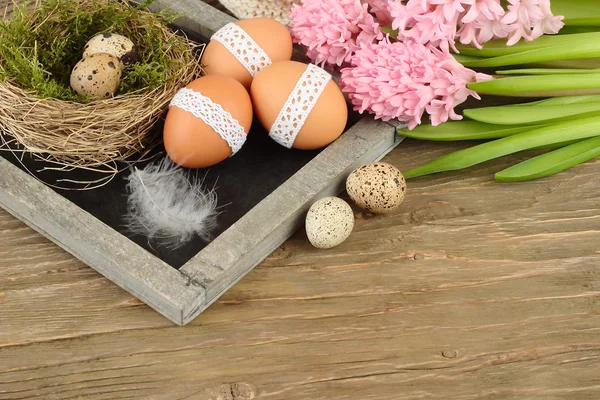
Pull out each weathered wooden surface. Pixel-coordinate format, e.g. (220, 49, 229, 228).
(2, 137, 600, 399)
(182, 117, 398, 323)
(0, 155, 207, 323)
(0, 0, 398, 325)
(2, 0, 600, 397)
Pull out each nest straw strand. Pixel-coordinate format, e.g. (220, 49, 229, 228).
(0, 0, 204, 189)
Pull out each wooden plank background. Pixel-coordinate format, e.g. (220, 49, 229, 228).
(1, 1, 600, 399)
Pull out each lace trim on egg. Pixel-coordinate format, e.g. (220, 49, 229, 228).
(169, 87, 247, 155)
(269, 64, 332, 148)
(211, 23, 272, 77)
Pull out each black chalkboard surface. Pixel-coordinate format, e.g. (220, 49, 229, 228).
(2, 113, 365, 268)
(0, 21, 361, 269)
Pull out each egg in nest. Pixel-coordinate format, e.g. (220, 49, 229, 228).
(69, 53, 122, 100)
(83, 33, 137, 66)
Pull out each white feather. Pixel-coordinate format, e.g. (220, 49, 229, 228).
(124, 157, 219, 249)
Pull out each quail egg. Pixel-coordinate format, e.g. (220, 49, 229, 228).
(346, 162, 407, 214)
(305, 196, 355, 249)
(70, 53, 122, 100)
(83, 33, 136, 66)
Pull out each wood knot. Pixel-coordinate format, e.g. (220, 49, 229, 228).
(442, 350, 458, 359)
(227, 383, 257, 400)
(413, 253, 425, 261)
(195, 383, 257, 400)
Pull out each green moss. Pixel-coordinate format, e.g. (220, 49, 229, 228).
(0, 0, 189, 102)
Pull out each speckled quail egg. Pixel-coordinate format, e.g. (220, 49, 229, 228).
(305, 197, 354, 249)
(83, 33, 136, 66)
(70, 53, 122, 100)
(346, 162, 407, 214)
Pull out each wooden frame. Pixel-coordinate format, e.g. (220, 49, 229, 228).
(0, 0, 402, 325)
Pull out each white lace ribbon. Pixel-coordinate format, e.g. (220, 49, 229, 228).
(269, 64, 332, 148)
(169, 87, 247, 155)
(211, 23, 272, 77)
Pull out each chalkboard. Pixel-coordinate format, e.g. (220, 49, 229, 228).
(0, 19, 360, 268)
(1, 113, 365, 268)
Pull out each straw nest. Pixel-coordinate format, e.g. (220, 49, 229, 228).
(0, 0, 203, 189)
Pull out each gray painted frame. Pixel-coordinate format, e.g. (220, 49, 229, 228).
(0, 0, 402, 325)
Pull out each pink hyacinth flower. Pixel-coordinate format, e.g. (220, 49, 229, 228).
(387, 0, 563, 50)
(340, 37, 491, 129)
(364, 0, 394, 25)
(502, 0, 564, 45)
(289, 0, 384, 68)
(457, 11, 510, 49)
(388, 0, 503, 52)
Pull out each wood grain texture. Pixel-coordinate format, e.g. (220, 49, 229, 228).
(0, 0, 399, 325)
(182, 118, 399, 323)
(1, 0, 600, 397)
(0, 156, 205, 326)
(2, 138, 600, 399)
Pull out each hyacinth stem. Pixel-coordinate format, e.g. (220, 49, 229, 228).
(463, 101, 600, 125)
(534, 58, 600, 69)
(531, 139, 584, 151)
(403, 116, 600, 179)
(459, 36, 600, 68)
(495, 136, 600, 182)
(505, 94, 600, 107)
(497, 68, 600, 75)
(380, 26, 398, 39)
(563, 17, 600, 27)
(550, 0, 600, 21)
(397, 121, 534, 141)
(467, 74, 600, 97)
(455, 32, 600, 58)
(558, 26, 600, 34)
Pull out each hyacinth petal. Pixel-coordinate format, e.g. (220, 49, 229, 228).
(341, 36, 485, 130)
(461, 4, 482, 24)
(387, 0, 563, 50)
(289, 0, 382, 68)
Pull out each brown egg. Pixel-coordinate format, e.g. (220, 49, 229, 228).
(202, 18, 293, 89)
(250, 61, 348, 150)
(163, 75, 253, 168)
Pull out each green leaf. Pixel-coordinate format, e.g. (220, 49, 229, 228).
(532, 58, 600, 69)
(557, 26, 600, 34)
(459, 36, 600, 68)
(507, 94, 600, 107)
(496, 68, 600, 75)
(403, 116, 600, 178)
(452, 54, 485, 64)
(463, 101, 600, 125)
(496, 136, 600, 181)
(455, 32, 600, 58)
(530, 139, 584, 151)
(551, 0, 600, 20)
(503, 95, 600, 108)
(468, 74, 600, 97)
(397, 121, 534, 141)
(563, 17, 600, 27)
